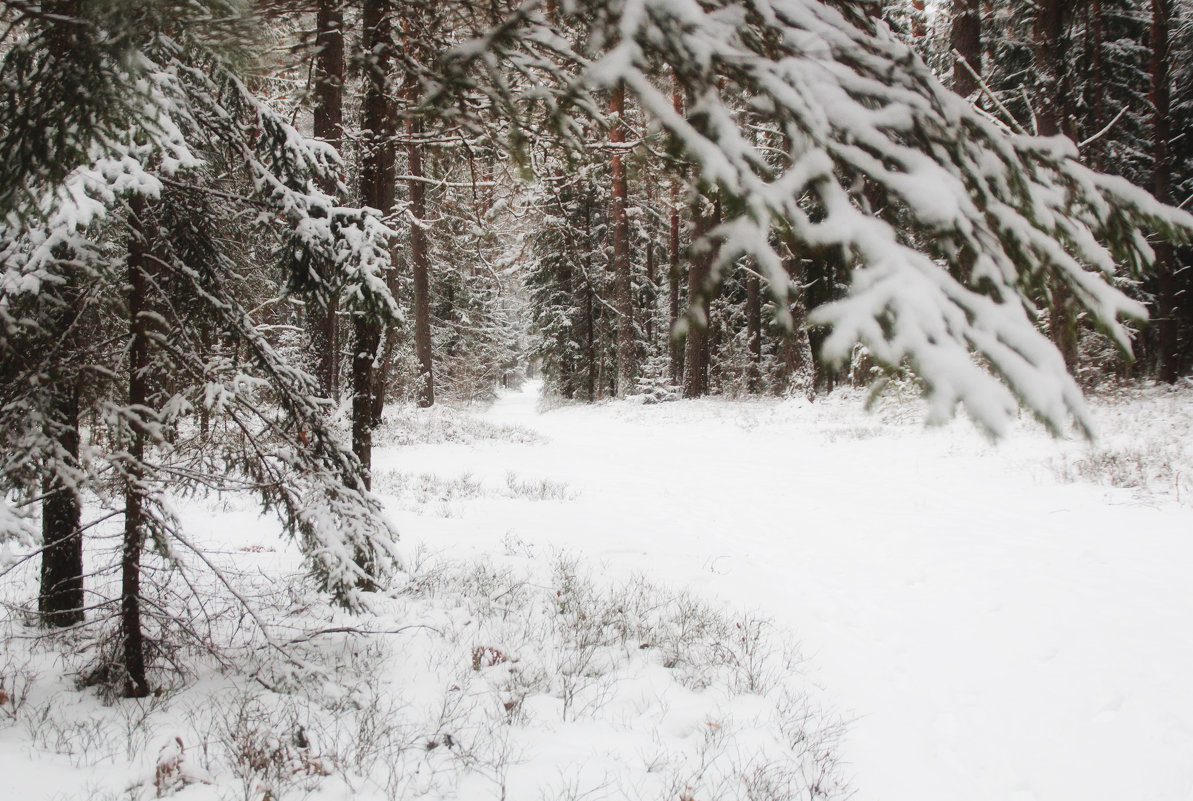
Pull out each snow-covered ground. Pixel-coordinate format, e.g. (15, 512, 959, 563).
(3, 380, 1193, 801)
(377, 381, 1193, 801)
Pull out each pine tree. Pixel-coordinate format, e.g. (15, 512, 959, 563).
(1, 2, 400, 690)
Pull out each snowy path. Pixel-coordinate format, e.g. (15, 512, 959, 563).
(377, 383, 1193, 801)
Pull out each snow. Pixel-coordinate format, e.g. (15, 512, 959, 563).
(374, 382, 1193, 801)
(4, 381, 1193, 800)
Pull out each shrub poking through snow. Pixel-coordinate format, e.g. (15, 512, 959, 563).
(0, 546, 846, 801)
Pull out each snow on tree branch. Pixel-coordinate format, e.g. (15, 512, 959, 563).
(440, 0, 1193, 435)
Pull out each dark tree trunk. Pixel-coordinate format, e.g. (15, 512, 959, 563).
(708, 288, 722, 393)
(38, 0, 85, 631)
(610, 81, 635, 397)
(353, 0, 396, 473)
(746, 267, 762, 393)
(682, 197, 717, 398)
(39, 381, 83, 628)
(645, 233, 656, 349)
(585, 286, 596, 402)
(1092, 0, 1107, 169)
(560, 257, 576, 399)
(668, 193, 683, 386)
(1035, 0, 1080, 369)
(405, 16, 434, 408)
(668, 83, 685, 387)
(778, 235, 814, 396)
(1034, 0, 1072, 138)
(952, 0, 982, 99)
(307, 0, 344, 400)
(409, 115, 435, 407)
(352, 317, 380, 488)
(122, 195, 152, 699)
(1152, 0, 1179, 382)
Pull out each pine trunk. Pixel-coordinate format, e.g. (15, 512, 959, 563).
(778, 235, 814, 397)
(682, 198, 716, 398)
(122, 195, 151, 699)
(38, 0, 86, 631)
(668, 83, 685, 387)
(39, 381, 83, 628)
(1152, 0, 1179, 383)
(1034, 0, 1071, 138)
(746, 268, 762, 393)
(585, 286, 597, 401)
(352, 318, 379, 488)
(1087, 0, 1106, 170)
(560, 257, 576, 399)
(645, 231, 655, 349)
(610, 82, 635, 397)
(406, 16, 435, 408)
(409, 115, 435, 407)
(307, 0, 344, 400)
(353, 0, 396, 472)
(1035, 0, 1079, 369)
(668, 191, 682, 386)
(952, 0, 981, 98)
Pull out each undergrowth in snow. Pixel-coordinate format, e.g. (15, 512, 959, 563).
(373, 471, 575, 515)
(0, 547, 844, 801)
(1046, 382, 1193, 504)
(374, 404, 544, 447)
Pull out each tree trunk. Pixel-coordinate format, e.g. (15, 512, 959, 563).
(353, 0, 396, 474)
(951, 0, 981, 99)
(1086, 0, 1106, 170)
(610, 82, 635, 397)
(645, 232, 655, 349)
(37, 0, 85, 632)
(1088, 0, 1102, 170)
(409, 115, 435, 407)
(1034, 0, 1072, 138)
(668, 82, 685, 387)
(1035, 0, 1080, 369)
(39, 381, 83, 628)
(560, 256, 576, 399)
(682, 197, 717, 398)
(406, 16, 435, 408)
(778, 234, 815, 397)
(352, 318, 379, 488)
(307, 0, 344, 400)
(122, 195, 151, 699)
(668, 191, 683, 386)
(1152, 0, 1179, 382)
(585, 286, 596, 401)
(746, 267, 762, 393)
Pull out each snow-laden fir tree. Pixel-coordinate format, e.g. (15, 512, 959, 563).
(0, 0, 399, 695)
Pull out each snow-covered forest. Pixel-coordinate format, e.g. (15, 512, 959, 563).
(2, 0, 1193, 799)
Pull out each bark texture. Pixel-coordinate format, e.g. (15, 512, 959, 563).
(307, 0, 344, 399)
(1152, 0, 1179, 383)
(610, 82, 635, 397)
(122, 195, 152, 699)
(352, 0, 396, 480)
(951, 0, 982, 98)
(39, 382, 83, 628)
